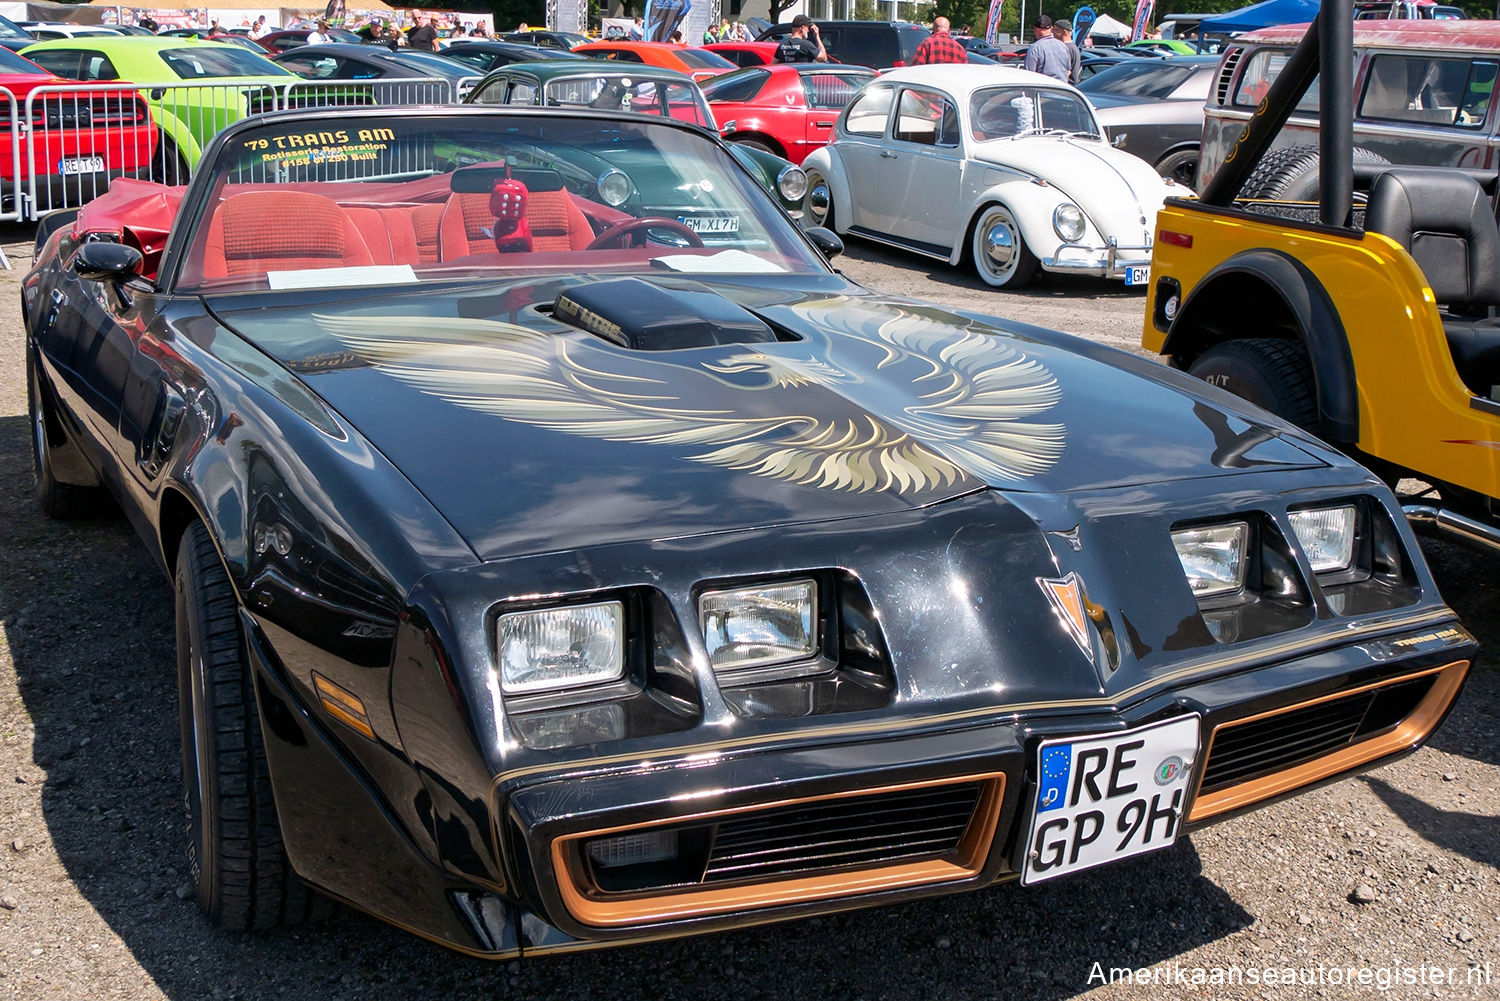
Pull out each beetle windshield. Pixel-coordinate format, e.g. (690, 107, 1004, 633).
(542, 75, 713, 126)
(968, 86, 1100, 141)
(175, 112, 826, 291)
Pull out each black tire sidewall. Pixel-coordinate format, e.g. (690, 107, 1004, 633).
(176, 523, 222, 918)
(1189, 339, 1318, 430)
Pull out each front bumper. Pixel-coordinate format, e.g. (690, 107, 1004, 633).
(488, 619, 1472, 955)
(1042, 239, 1152, 279)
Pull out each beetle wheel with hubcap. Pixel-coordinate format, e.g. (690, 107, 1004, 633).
(971, 204, 1038, 289)
(176, 520, 329, 931)
(804, 171, 833, 231)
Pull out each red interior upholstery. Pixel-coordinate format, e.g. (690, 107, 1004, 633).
(201, 190, 374, 279)
(437, 189, 596, 260)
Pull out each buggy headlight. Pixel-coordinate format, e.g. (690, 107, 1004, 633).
(497, 601, 624, 694)
(777, 164, 808, 202)
(1289, 505, 1357, 573)
(597, 168, 633, 207)
(1052, 203, 1085, 242)
(1171, 522, 1249, 598)
(700, 580, 816, 672)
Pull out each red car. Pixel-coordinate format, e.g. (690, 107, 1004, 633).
(702, 41, 782, 67)
(573, 41, 737, 82)
(701, 63, 874, 164)
(0, 46, 157, 200)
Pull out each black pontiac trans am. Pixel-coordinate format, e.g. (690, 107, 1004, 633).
(23, 105, 1476, 958)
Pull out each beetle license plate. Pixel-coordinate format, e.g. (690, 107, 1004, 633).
(1021, 714, 1199, 885)
(1124, 265, 1150, 286)
(59, 156, 105, 176)
(679, 214, 739, 234)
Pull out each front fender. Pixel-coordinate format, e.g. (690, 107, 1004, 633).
(965, 179, 1067, 265)
(147, 106, 203, 166)
(804, 146, 850, 234)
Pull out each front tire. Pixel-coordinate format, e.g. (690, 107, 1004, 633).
(970, 204, 1038, 289)
(28, 343, 100, 519)
(176, 521, 327, 931)
(1187, 338, 1319, 431)
(803, 170, 834, 232)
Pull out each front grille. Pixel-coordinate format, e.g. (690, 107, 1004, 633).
(1200, 675, 1437, 793)
(701, 783, 981, 883)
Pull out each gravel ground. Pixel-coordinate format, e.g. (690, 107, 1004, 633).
(0, 227, 1495, 1000)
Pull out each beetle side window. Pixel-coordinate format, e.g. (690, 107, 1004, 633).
(470, 79, 506, 104)
(843, 84, 893, 136)
(509, 82, 539, 104)
(1359, 55, 1496, 129)
(893, 88, 957, 146)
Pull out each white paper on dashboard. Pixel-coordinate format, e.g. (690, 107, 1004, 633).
(267, 265, 418, 290)
(651, 250, 786, 274)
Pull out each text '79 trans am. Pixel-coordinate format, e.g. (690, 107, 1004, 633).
(24, 105, 1475, 958)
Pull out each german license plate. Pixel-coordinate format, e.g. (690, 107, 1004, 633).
(59, 156, 105, 176)
(1124, 265, 1150, 286)
(1021, 714, 1199, 885)
(679, 214, 739, 234)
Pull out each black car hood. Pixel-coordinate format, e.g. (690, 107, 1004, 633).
(207, 275, 1325, 560)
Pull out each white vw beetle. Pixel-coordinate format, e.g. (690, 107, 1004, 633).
(802, 65, 1191, 288)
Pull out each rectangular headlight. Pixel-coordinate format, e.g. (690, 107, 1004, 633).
(699, 579, 817, 673)
(1289, 505, 1357, 573)
(1172, 522, 1249, 598)
(497, 601, 624, 695)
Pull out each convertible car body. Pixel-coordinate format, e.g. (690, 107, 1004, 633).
(25, 105, 1475, 959)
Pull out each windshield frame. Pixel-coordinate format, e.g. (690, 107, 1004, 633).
(161, 106, 830, 294)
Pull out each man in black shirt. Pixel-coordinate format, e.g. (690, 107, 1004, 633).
(775, 15, 827, 63)
(408, 15, 438, 51)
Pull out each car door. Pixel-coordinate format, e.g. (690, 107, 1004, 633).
(833, 82, 895, 232)
(882, 86, 964, 253)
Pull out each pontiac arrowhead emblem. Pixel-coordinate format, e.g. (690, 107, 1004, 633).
(1037, 571, 1095, 664)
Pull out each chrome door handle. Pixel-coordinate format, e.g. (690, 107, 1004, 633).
(880, 150, 898, 159)
(815, 120, 834, 127)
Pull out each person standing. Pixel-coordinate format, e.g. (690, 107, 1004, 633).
(775, 15, 827, 63)
(1053, 19, 1082, 84)
(250, 15, 268, 38)
(1021, 15, 1071, 83)
(306, 18, 333, 45)
(408, 14, 439, 51)
(911, 16, 967, 65)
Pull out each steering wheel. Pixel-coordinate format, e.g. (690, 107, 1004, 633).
(585, 216, 705, 251)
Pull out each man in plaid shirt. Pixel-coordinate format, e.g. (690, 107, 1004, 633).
(912, 17, 968, 65)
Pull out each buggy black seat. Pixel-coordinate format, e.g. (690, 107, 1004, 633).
(1365, 167, 1500, 398)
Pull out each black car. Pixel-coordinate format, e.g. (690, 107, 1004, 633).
(500, 30, 588, 50)
(271, 42, 467, 102)
(439, 38, 588, 75)
(24, 104, 1476, 960)
(755, 19, 930, 68)
(1081, 55, 1219, 186)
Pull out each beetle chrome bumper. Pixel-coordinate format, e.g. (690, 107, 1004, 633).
(1042, 239, 1152, 279)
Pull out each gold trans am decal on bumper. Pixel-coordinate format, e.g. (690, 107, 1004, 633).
(315, 300, 1067, 494)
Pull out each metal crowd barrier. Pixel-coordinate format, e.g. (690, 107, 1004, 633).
(10, 75, 482, 226)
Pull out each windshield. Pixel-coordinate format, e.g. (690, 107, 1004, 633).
(675, 48, 736, 70)
(392, 50, 472, 80)
(0, 14, 28, 40)
(161, 45, 291, 79)
(0, 46, 46, 74)
(969, 86, 1099, 140)
(544, 75, 712, 126)
(1078, 61, 1198, 99)
(176, 114, 825, 292)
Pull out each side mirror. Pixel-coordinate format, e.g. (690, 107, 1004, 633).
(804, 225, 843, 260)
(72, 241, 144, 284)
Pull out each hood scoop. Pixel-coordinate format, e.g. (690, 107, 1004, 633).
(553, 277, 781, 350)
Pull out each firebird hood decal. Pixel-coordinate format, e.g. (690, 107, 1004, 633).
(313, 299, 1067, 494)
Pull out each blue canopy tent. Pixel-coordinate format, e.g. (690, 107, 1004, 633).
(1196, 0, 1320, 34)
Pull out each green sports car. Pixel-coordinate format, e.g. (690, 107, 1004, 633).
(21, 37, 297, 180)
